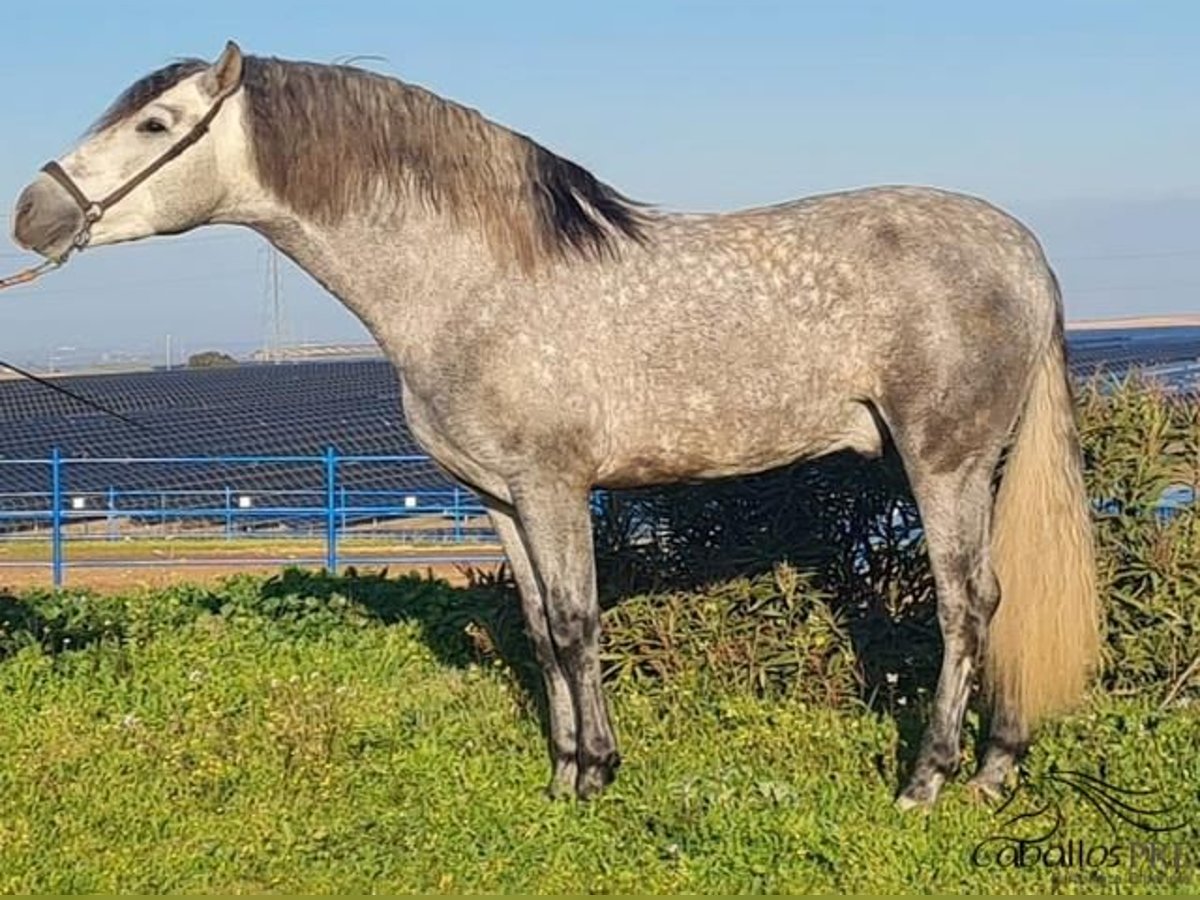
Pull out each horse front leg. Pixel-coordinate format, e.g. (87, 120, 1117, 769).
(510, 478, 619, 799)
(485, 502, 580, 798)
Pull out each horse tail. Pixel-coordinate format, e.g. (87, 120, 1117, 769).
(986, 303, 1100, 731)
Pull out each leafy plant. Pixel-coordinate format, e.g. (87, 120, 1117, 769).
(596, 375, 1199, 706)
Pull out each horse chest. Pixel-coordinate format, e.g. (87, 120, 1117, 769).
(398, 381, 516, 502)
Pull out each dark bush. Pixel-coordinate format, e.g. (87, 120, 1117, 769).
(186, 350, 238, 368)
(595, 375, 1199, 707)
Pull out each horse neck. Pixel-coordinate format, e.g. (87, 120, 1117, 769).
(243, 204, 502, 371)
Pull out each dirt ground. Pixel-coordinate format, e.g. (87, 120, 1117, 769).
(0, 553, 506, 593)
(0, 533, 507, 593)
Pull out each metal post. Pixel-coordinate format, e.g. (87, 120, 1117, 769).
(324, 447, 338, 573)
(107, 486, 117, 541)
(340, 485, 348, 531)
(50, 447, 63, 589)
(453, 486, 463, 543)
(224, 485, 233, 539)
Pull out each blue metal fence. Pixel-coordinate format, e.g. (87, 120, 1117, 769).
(0, 448, 501, 588)
(4, 445, 1194, 592)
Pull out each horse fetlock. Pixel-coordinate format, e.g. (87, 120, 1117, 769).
(915, 732, 964, 777)
(546, 756, 579, 801)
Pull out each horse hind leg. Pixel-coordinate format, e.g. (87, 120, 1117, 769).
(894, 450, 1003, 810)
(967, 692, 1025, 801)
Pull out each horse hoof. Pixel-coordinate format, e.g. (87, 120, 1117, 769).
(576, 752, 620, 800)
(896, 771, 945, 812)
(545, 778, 575, 801)
(969, 747, 1019, 803)
(545, 758, 578, 800)
(894, 794, 924, 813)
(965, 770, 1010, 806)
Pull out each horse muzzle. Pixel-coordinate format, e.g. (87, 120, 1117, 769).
(11, 175, 85, 261)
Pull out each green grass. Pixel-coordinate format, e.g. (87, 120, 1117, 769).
(0, 573, 1195, 894)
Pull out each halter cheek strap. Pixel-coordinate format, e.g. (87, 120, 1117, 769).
(39, 74, 243, 258)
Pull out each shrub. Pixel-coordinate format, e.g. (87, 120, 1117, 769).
(1080, 378, 1199, 698)
(601, 563, 860, 706)
(186, 350, 238, 368)
(595, 375, 1199, 707)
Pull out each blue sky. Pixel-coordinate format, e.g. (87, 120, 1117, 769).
(0, 1, 1196, 367)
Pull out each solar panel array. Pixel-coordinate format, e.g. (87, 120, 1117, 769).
(0, 327, 1195, 522)
(0, 360, 452, 524)
(0, 360, 413, 457)
(1067, 327, 1200, 387)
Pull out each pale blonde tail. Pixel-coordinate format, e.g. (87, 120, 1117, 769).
(987, 332, 1100, 730)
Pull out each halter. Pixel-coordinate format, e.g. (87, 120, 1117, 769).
(0, 69, 243, 428)
(39, 74, 243, 261)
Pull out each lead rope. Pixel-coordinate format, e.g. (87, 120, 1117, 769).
(0, 357, 147, 430)
(0, 258, 59, 290)
(0, 261, 147, 430)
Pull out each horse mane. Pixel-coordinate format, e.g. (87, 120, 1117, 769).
(92, 55, 649, 271)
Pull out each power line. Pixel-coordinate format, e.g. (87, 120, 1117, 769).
(261, 246, 290, 363)
(2, 202, 1199, 260)
(20, 240, 1200, 262)
(1056, 248, 1200, 262)
(2, 207, 1199, 302)
(0, 232, 251, 259)
(5, 266, 259, 299)
(1069, 282, 1200, 294)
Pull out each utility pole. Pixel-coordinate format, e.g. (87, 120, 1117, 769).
(263, 246, 287, 363)
(270, 247, 281, 362)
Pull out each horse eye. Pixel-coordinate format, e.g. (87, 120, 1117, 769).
(136, 117, 168, 135)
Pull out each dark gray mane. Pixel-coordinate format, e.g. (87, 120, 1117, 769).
(93, 55, 648, 269)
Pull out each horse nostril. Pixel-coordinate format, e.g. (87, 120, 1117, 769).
(13, 186, 47, 247)
(15, 193, 34, 227)
(13, 182, 83, 253)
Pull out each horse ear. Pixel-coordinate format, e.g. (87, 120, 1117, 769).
(201, 40, 244, 98)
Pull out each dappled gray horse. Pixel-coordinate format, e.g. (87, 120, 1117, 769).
(12, 43, 1099, 809)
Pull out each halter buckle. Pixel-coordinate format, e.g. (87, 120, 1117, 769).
(70, 224, 92, 255)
